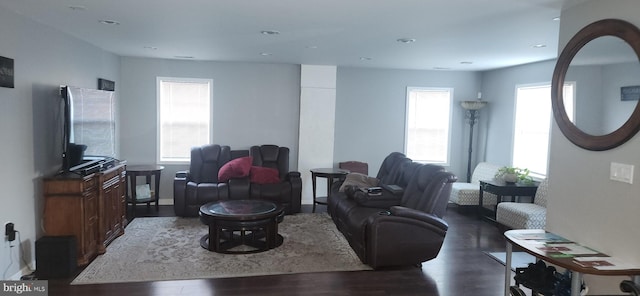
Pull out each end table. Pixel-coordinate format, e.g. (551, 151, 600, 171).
(310, 168, 349, 212)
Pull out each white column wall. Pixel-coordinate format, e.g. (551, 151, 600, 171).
(547, 1, 640, 293)
(298, 65, 337, 204)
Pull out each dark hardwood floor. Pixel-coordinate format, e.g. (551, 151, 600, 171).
(48, 204, 511, 296)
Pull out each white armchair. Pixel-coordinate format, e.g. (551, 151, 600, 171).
(449, 162, 502, 209)
(496, 178, 548, 229)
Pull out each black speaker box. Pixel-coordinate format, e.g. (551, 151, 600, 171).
(35, 236, 77, 279)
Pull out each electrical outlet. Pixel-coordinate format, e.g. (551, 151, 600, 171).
(5, 222, 15, 242)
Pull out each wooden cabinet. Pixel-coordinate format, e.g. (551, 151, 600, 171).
(43, 163, 126, 266)
(98, 165, 127, 252)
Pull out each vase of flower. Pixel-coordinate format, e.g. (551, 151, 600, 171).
(495, 166, 532, 184)
(502, 173, 519, 183)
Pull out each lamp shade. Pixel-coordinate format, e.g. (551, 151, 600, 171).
(460, 100, 488, 110)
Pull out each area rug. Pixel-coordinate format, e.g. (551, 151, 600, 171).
(485, 251, 536, 271)
(72, 213, 371, 284)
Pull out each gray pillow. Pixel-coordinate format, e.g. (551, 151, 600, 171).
(338, 173, 379, 192)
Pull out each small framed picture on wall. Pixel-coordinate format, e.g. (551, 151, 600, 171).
(0, 56, 15, 88)
(621, 85, 640, 101)
(98, 78, 115, 91)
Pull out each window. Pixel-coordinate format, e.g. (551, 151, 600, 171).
(512, 83, 574, 176)
(157, 77, 212, 163)
(405, 87, 452, 164)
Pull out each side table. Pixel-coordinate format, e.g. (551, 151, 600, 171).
(126, 165, 164, 217)
(479, 179, 538, 221)
(310, 168, 349, 213)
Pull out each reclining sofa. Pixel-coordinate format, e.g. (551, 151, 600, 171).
(328, 152, 457, 269)
(174, 144, 302, 217)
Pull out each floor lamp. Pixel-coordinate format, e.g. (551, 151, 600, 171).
(461, 100, 487, 182)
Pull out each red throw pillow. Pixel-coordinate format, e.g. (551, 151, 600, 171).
(218, 156, 253, 182)
(250, 166, 281, 184)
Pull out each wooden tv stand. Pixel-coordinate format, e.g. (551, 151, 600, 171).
(43, 162, 127, 266)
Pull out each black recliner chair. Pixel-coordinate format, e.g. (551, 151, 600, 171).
(174, 144, 303, 216)
(249, 145, 302, 214)
(173, 144, 232, 217)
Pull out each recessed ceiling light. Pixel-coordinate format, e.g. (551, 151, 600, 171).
(99, 20, 120, 25)
(260, 52, 273, 56)
(143, 46, 158, 50)
(397, 38, 416, 44)
(533, 44, 547, 48)
(68, 5, 87, 11)
(261, 30, 280, 35)
(553, 16, 560, 21)
(359, 57, 372, 61)
(174, 55, 194, 59)
(460, 61, 473, 65)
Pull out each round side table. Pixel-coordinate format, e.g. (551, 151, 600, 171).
(310, 168, 349, 213)
(126, 165, 164, 217)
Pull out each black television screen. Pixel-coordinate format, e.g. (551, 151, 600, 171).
(60, 85, 116, 173)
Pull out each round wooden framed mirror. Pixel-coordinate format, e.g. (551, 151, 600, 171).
(551, 19, 640, 151)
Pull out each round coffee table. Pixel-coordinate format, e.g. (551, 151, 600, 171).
(199, 200, 284, 254)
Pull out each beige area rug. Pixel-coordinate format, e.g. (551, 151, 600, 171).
(71, 213, 371, 284)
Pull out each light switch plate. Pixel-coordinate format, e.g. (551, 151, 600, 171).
(610, 162, 634, 184)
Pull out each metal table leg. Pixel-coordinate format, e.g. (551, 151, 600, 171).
(571, 271, 582, 296)
(505, 241, 512, 296)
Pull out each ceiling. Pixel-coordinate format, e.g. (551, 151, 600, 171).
(0, 0, 586, 71)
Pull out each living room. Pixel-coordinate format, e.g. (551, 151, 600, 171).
(1, 1, 640, 295)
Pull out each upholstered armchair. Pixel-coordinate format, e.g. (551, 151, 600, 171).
(496, 178, 548, 229)
(174, 144, 232, 217)
(248, 145, 302, 214)
(449, 162, 502, 212)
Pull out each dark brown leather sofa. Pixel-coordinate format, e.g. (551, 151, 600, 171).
(328, 152, 457, 269)
(174, 144, 302, 217)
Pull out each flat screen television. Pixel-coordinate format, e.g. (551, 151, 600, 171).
(60, 86, 116, 174)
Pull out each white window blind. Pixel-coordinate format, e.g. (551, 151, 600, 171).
(158, 78, 212, 162)
(405, 87, 452, 164)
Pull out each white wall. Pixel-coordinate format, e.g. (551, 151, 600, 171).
(0, 8, 120, 279)
(118, 57, 301, 204)
(566, 63, 640, 135)
(566, 64, 605, 135)
(120, 60, 486, 204)
(547, 1, 640, 293)
(334, 67, 481, 179)
(298, 65, 337, 204)
(5, 2, 638, 291)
